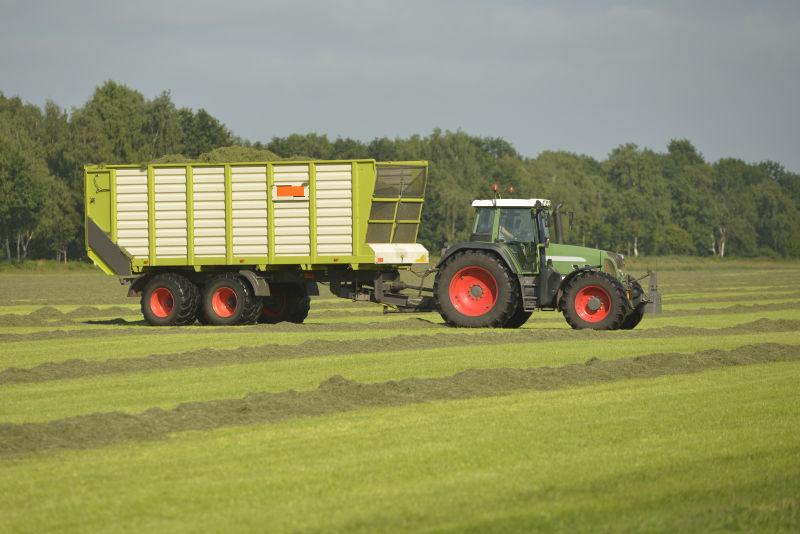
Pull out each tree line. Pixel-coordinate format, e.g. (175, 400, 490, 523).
(1, 81, 799, 262)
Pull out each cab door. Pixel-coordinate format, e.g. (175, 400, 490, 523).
(497, 208, 538, 274)
(518, 209, 539, 274)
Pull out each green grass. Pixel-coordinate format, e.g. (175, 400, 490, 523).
(3, 329, 799, 424)
(625, 254, 800, 271)
(1, 258, 799, 532)
(0, 259, 99, 273)
(0, 324, 464, 367)
(1, 362, 797, 532)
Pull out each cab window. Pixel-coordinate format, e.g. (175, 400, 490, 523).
(541, 210, 551, 241)
(498, 208, 535, 243)
(473, 208, 494, 235)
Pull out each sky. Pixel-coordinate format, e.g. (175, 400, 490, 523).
(1, 0, 799, 170)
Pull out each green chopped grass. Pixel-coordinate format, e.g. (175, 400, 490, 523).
(0, 259, 799, 532)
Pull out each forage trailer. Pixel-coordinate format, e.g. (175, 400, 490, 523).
(84, 159, 658, 329)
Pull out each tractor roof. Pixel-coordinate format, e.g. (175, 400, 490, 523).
(471, 199, 551, 208)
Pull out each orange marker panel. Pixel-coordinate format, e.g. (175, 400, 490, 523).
(276, 185, 305, 197)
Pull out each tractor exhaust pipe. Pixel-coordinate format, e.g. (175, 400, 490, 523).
(553, 203, 564, 244)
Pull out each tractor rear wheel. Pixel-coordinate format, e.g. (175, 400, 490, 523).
(435, 250, 519, 328)
(141, 272, 200, 326)
(258, 283, 311, 324)
(560, 270, 626, 330)
(200, 272, 261, 326)
(620, 280, 645, 329)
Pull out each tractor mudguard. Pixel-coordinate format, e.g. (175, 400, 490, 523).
(437, 242, 521, 274)
(554, 266, 596, 311)
(557, 267, 653, 313)
(438, 243, 528, 311)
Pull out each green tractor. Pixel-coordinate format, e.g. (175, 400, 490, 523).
(432, 197, 660, 329)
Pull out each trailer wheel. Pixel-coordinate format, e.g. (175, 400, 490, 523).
(258, 283, 310, 324)
(434, 250, 519, 327)
(141, 273, 200, 326)
(560, 271, 626, 330)
(620, 280, 646, 329)
(201, 272, 261, 326)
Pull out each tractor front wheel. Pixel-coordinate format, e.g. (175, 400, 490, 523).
(258, 283, 311, 324)
(560, 271, 626, 330)
(435, 250, 519, 328)
(201, 273, 261, 326)
(141, 272, 200, 326)
(503, 304, 532, 328)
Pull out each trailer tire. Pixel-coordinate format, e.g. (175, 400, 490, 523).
(141, 273, 200, 326)
(201, 272, 261, 326)
(434, 250, 519, 328)
(560, 270, 626, 330)
(258, 283, 310, 324)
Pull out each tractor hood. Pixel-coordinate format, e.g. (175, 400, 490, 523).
(546, 243, 605, 275)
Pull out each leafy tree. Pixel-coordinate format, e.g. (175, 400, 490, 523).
(268, 133, 336, 159)
(144, 92, 184, 157)
(35, 178, 78, 262)
(0, 131, 52, 261)
(179, 108, 232, 158)
(197, 145, 280, 162)
(604, 144, 670, 256)
(2, 83, 799, 262)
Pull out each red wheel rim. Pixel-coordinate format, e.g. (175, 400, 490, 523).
(574, 285, 611, 323)
(261, 291, 287, 319)
(449, 266, 498, 317)
(211, 287, 238, 318)
(150, 287, 174, 318)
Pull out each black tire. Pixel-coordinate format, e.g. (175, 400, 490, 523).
(200, 272, 261, 326)
(621, 307, 645, 329)
(621, 280, 646, 330)
(503, 304, 532, 329)
(141, 272, 200, 326)
(559, 270, 626, 330)
(258, 283, 310, 324)
(434, 250, 520, 328)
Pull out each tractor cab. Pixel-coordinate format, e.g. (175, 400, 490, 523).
(470, 199, 550, 245)
(467, 199, 552, 277)
(468, 198, 609, 278)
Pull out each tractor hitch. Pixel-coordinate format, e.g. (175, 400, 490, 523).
(622, 271, 661, 315)
(644, 271, 662, 314)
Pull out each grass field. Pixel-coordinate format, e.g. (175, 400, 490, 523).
(1, 259, 799, 532)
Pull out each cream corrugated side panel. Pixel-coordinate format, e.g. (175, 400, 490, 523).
(193, 167, 226, 257)
(231, 165, 268, 257)
(115, 168, 149, 258)
(273, 164, 310, 256)
(315, 164, 352, 255)
(154, 168, 187, 258)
